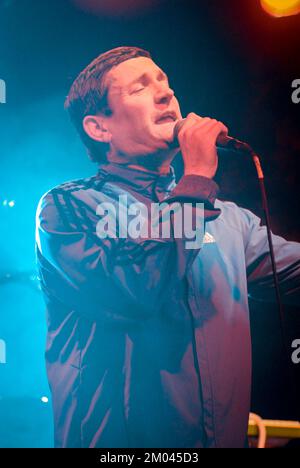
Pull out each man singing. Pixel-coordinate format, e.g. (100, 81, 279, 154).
(35, 46, 300, 448)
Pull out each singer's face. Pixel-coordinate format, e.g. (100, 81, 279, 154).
(102, 57, 182, 158)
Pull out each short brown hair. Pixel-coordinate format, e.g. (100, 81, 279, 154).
(65, 46, 152, 163)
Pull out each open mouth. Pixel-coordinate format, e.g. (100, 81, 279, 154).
(155, 112, 177, 125)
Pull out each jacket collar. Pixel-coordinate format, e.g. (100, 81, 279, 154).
(97, 162, 177, 201)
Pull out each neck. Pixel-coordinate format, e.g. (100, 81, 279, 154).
(107, 148, 179, 175)
(126, 159, 172, 175)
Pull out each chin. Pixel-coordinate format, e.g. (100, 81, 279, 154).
(158, 130, 175, 145)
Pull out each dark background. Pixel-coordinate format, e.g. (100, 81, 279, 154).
(0, 0, 299, 447)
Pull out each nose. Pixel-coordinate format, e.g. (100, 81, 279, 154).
(154, 83, 175, 105)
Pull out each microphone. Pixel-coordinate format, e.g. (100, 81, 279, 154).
(173, 118, 250, 153)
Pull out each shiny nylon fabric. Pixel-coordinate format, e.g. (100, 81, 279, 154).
(36, 162, 300, 448)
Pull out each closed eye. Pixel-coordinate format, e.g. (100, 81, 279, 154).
(130, 87, 145, 94)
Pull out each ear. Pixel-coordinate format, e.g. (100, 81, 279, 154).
(83, 115, 112, 144)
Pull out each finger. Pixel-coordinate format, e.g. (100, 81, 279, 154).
(193, 119, 228, 135)
(178, 119, 214, 144)
(177, 116, 228, 143)
(179, 116, 214, 135)
(194, 121, 228, 144)
(176, 117, 202, 141)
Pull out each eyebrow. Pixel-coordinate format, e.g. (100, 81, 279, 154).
(127, 70, 168, 87)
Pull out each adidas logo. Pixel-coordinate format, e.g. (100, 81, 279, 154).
(203, 232, 216, 244)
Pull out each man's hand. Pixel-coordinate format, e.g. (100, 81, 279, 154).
(177, 113, 228, 179)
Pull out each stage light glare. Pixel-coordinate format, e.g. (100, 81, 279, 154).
(260, 0, 300, 17)
(41, 396, 49, 403)
(8, 200, 15, 208)
(2, 200, 8, 207)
